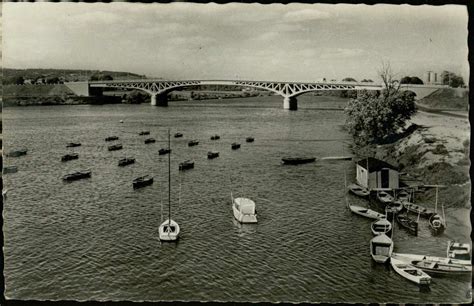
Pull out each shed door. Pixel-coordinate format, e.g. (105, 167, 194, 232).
(381, 169, 389, 189)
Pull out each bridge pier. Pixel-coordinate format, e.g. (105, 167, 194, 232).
(150, 94, 157, 106)
(283, 97, 298, 110)
(150, 93, 169, 106)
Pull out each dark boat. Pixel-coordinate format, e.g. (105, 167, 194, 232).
(108, 144, 123, 151)
(429, 213, 446, 235)
(66, 142, 81, 148)
(7, 149, 28, 157)
(246, 137, 255, 143)
(61, 153, 79, 162)
(133, 175, 154, 189)
(207, 151, 219, 159)
(396, 213, 418, 236)
(3, 166, 18, 174)
(174, 133, 183, 138)
(105, 136, 119, 141)
(210, 135, 220, 140)
(188, 140, 199, 147)
(118, 158, 135, 167)
(179, 160, 195, 171)
(159, 148, 171, 155)
(144, 138, 156, 144)
(403, 202, 434, 218)
(139, 131, 150, 135)
(231, 142, 241, 150)
(281, 157, 316, 165)
(63, 170, 91, 181)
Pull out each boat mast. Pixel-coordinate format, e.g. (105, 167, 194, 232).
(435, 186, 438, 214)
(168, 129, 171, 225)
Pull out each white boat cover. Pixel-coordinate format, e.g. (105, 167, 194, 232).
(234, 197, 256, 215)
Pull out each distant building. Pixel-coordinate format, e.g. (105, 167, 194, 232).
(424, 71, 440, 85)
(356, 157, 399, 191)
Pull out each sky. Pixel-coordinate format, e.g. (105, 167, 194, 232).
(2, 3, 469, 82)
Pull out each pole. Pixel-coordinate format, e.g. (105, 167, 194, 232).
(435, 186, 438, 213)
(168, 129, 171, 225)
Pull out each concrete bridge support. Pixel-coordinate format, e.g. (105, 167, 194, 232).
(283, 96, 298, 110)
(150, 93, 169, 106)
(150, 94, 157, 106)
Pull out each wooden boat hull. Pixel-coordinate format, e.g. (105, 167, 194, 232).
(390, 257, 431, 285)
(210, 135, 220, 140)
(447, 241, 471, 261)
(7, 150, 28, 157)
(347, 184, 370, 197)
(179, 161, 194, 171)
(108, 144, 123, 151)
(231, 143, 241, 150)
(246, 137, 254, 143)
(403, 202, 433, 218)
(63, 171, 91, 181)
(349, 204, 385, 220)
(396, 213, 418, 236)
(411, 260, 472, 276)
(174, 133, 183, 138)
(428, 214, 446, 235)
(371, 218, 392, 236)
(118, 158, 135, 167)
(158, 149, 171, 155)
(207, 152, 219, 159)
(281, 157, 316, 165)
(139, 131, 150, 135)
(188, 141, 199, 147)
(61, 154, 79, 162)
(159, 219, 180, 241)
(144, 138, 156, 144)
(370, 234, 393, 263)
(133, 176, 154, 189)
(105, 136, 119, 141)
(66, 143, 81, 148)
(392, 252, 472, 267)
(3, 166, 18, 174)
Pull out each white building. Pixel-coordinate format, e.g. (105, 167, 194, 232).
(356, 157, 399, 191)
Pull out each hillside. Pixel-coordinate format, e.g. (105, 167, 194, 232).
(3, 84, 75, 97)
(416, 88, 469, 110)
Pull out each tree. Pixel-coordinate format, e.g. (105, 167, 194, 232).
(361, 79, 374, 83)
(440, 71, 464, 88)
(90, 73, 114, 81)
(101, 74, 113, 81)
(400, 76, 423, 85)
(342, 77, 357, 82)
(123, 90, 148, 104)
(46, 77, 60, 84)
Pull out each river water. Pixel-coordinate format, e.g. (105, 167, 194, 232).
(2, 95, 471, 303)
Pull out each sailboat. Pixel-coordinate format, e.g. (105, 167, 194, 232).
(159, 130, 180, 242)
(428, 186, 446, 235)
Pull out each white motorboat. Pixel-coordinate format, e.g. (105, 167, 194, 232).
(158, 130, 180, 242)
(348, 204, 385, 220)
(371, 217, 392, 236)
(447, 241, 471, 261)
(370, 233, 393, 263)
(232, 194, 257, 224)
(390, 257, 431, 286)
(377, 190, 394, 204)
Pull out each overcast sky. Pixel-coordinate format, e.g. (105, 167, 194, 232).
(2, 3, 469, 82)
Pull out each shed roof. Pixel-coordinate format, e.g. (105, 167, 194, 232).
(357, 157, 398, 172)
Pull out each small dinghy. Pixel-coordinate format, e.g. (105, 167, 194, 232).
(158, 148, 171, 155)
(390, 257, 431, 286)
(66, 142, 81, 148)
(371, 217, 392, 236)
(159, 219, 180, 242)
(188, 140, 199, 147)
(63, 170, 91, 181)
(118, 158, 135, 167)
(174, 133, 183, 138)
(207, 151, 219, 159)
(139, 131, 150, 135)
(7, 149, 28, 157)
(321, 156, 353, 161)
(392, 252, 472, 267)
(108, 144, 123, 151)
(347, 183, 370, 197)
(385, 200, 404, 214)
(377, 191, 394, 204)
(144, 138, 156, 144)
(281, 157, 316, 165)
(447, 241, 471, 261)
(61, 153, 79, 162)
(370, 233, 393, 263)
(3, 166, 18, 174)
(396, 212, 418, 236)
(410, 259, 471, 276)
(210, 135, 220, 140)
(348, 203, 385, 220)
(133, 175, 154, 189)
(105, 136, 119, 141)
(179, 160, 194, 171)
(429, 213, 446, 235)
(246, 137, 255, 143)
(232, 193, 257, 223)
(231, 142, 241, 150)
(403, 202, 433, 218)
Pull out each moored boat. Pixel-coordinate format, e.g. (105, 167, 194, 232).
(179, 160, 194, 171)
(3, 166, 18, 174)
(188, 140, 199, 146)
(232, 194, 257, 223)
(108, 144, 123, 151)
(66, 142, 81, 148)
(133, 175, 154, 189)
(281, 157, 316, 165)
(392, 252, 471, 267)
(385, 200, 404, 214)
(403, 202, 433, 218)
(370, 233, 393, 263)
(158, 148, 171, 155)
(139, 131, 150, 135)
(246, 137, 254, 143)
(118, 157, 135, 167)
(429, 213, 446, 235)
(347, 183, 370, 197)
(63, 170, 91, 181)
(144, 138, 156, 144)
(231, 142, 241, 150)
(348, 204, 385, 220)
(7, 149, 28, 157)
(174, 133, 183, 138)
(105, 136, 119, 141)
(447, 241, 471, 261)
(377, 190, 394, 204)
(371, 217, 392, 236)
(210, 135, 220, 140)
(61, 153, 79, 162)
(410, 259, 471, 276)
(390, 257, 431, 286)
(396, 213, 418, 236)
(207, 151, 219, 159)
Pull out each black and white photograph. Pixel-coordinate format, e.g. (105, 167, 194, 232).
(0, 1, 471, 304)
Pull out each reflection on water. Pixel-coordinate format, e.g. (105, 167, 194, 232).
(2, 96, 470, 303)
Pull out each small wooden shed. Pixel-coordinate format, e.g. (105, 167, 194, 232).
(356, 157, 399, 191)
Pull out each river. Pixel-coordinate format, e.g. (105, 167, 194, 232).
(2, 95, 471, 303)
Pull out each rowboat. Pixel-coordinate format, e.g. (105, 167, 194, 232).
(179, 160, 195, 171)
(371, 217, 392, 236)
(392, 252, 471, 267)
(7, 149, 28, 157)
(158, 148, 171, 155)
(105, 136, 119, 141)
(144, 138, 156, 144)
(403, 202, 433, 217)
(63, 170, 91, 181)
(385, 200, 404, 214)
(396, 213, 418, 236)
(188, 140, 199, 146)
(139, 131, 150, 135)
(174, 133, 183, 138)
(348, 204, 385, 220)
(246, 137, 255, 143)
(231, 142, 241, 150)
(281, 157, 316, 165)
(118, 158, 135, 167)
(66, 142, 81, 148)
(390, 257, 431, 286)
(447, 241, 471, 261)
(108, 144, 123, 151)
(377, 191, 394, 204)
(370, 233, 393, 263)
(3, 166, 18, 174)
(210, 135, 220, 140)
(133, 175, 154, 189)
(347, 183, 370, 197)
(61, 153, 79, 162)
(428, 187, 446, 235)
(207, 151, 219, 159)
(411, 260, 471, 276)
